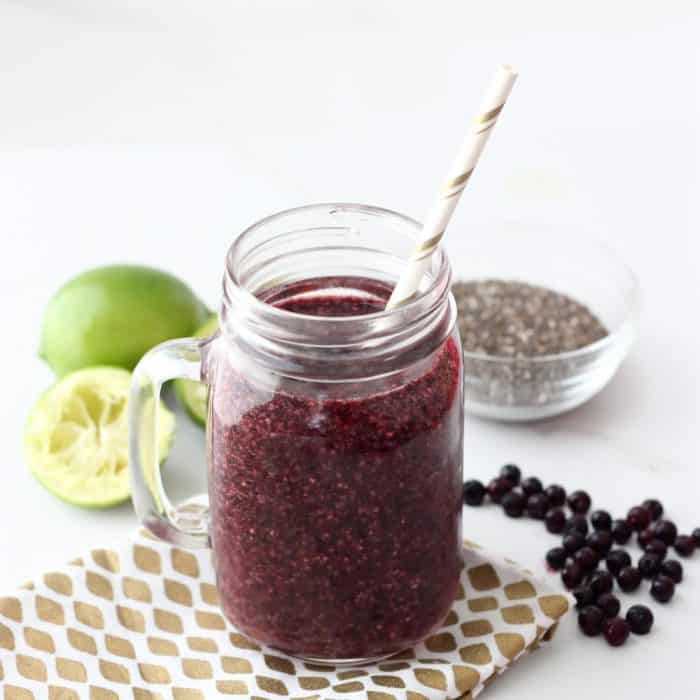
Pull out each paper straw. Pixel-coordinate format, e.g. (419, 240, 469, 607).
(386, 65, 518, 309)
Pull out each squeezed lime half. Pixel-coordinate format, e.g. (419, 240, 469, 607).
(24, 367, 175, 508)
(174, 315, 218, 426)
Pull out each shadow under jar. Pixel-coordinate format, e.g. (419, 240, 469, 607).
(129, 204, 464, 664)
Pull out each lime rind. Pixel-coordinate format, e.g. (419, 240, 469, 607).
(174, 315, 218, 426)
(39, 264, 210, 376)
(24, 366, 175, 508)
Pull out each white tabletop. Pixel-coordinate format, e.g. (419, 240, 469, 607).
(1, 1, 699, 697)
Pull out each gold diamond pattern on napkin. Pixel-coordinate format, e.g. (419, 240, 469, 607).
(0, 531, 571, 699)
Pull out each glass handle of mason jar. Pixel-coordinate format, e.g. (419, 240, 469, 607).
(129, 336, 211, 549)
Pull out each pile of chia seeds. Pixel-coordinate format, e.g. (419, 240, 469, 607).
(452, 279, 609, 409)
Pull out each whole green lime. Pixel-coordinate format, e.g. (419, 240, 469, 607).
(40, 265, 210, 376)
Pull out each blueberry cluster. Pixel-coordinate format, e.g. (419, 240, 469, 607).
(463, 466, 700, 647)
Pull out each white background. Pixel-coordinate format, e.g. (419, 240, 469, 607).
(1, 1, 699, 697)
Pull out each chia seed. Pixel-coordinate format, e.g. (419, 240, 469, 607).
(452, 279, 609, 410)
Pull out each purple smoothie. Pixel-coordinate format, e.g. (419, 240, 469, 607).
(208, 278, 463, 660)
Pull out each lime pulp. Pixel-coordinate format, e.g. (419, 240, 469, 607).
(24, 366, 175, 508)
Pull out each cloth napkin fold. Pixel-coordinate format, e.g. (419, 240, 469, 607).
(0, 529, 570, 699)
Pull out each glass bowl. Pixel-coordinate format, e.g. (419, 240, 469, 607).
(451, 228, 639, 421)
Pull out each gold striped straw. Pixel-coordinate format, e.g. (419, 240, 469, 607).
(385, 65, 518, 309)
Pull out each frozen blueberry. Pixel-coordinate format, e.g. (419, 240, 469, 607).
(521, 476, 543, 496)
(574, 546, 599, 571)
(653, 519, 678, 546)
(567, 490, 592, 514)
(500, 464, 521, 486)
(573, 586, 596, 609)
(650, 574, 675, 603)
(546, 547, 568, 571)
(627, 506, 651, 532)
(463, 480, 486, 506)
(545, 508, 567, 534)
(626, 605, 654, 635)
(596, 592, 620, 618)
(578, 605, 605, 636)
(606, 549, 632, 576)
(487, 478, 512, 504)
(638, 553, 663, 579)
(674, 535, 696, 558)
(642, 499, 663, 521)
(638, 528, 656, 549)
(544, 484, 566, 508)
(526, 493, 549, 520)
(563, 531, 587, 554)
(502, 490, 527, 517)
(660, 559, 683, 584)
(590, 510, 612, 531)
(587, 531, 613, 556)
(561, 562, 585, 589)
(565, 515, 589, 536)
(604, 617, 630, 647)
(611, 519, 632, 545)
(644, 540, 668, 558)
(617, 566, 642, 592)
(589, 570, 614, 596)
(692, 528, 700, 547)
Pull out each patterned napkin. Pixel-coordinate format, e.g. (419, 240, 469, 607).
(0, 529, 571, 699)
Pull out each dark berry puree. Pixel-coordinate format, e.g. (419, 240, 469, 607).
(208, 278, 463, 660)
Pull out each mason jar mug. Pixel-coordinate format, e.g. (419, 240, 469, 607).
(129, 203, 464, 664)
